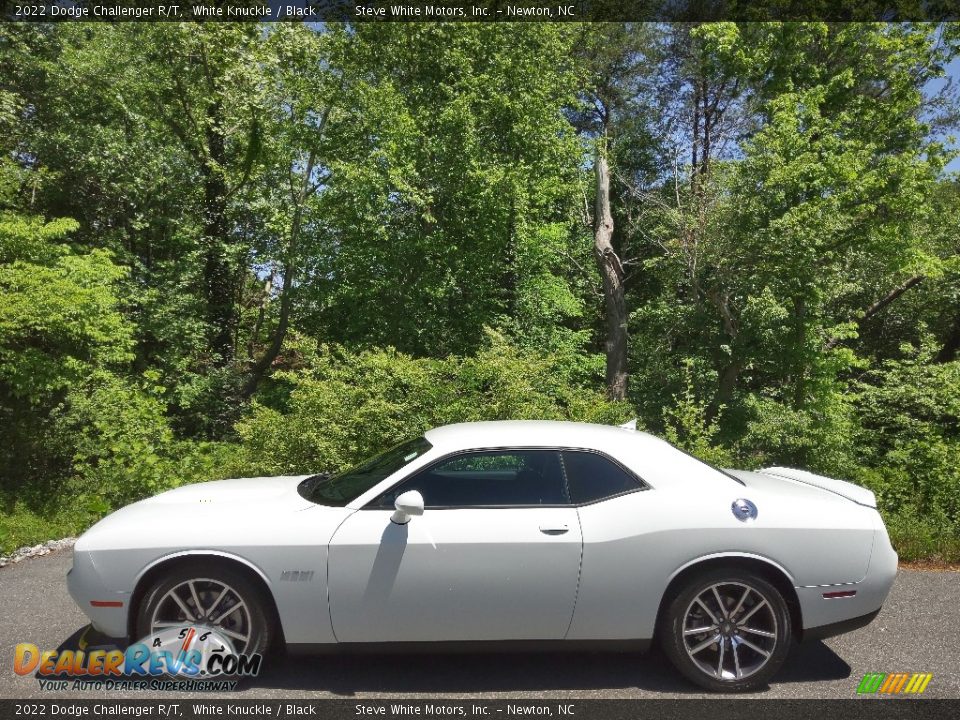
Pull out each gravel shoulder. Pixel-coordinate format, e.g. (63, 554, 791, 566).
(0, 538, 76, 569)
(1, 549, 957, 700)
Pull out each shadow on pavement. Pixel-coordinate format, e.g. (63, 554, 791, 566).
(53, 625, 850, 695)
(779, 640, 852, 683)
(56, 627, 90, 653)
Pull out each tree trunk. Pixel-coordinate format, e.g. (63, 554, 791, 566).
(700, 78, 711, 180)
(792, 296, 806, 409)
(709, 356, 743, 422)
(936, 313, 960, 363)
(824, 275, 925, 351)
(201, 99, 235, 366)
(242, 151, 316, 398)
(247, 275, 273, 361)
(691, 80, 700, 193)
(593, 140, 628, 401)
(502, 197, 518, 319)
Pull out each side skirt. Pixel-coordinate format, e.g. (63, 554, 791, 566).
(286, 639, 651, 656)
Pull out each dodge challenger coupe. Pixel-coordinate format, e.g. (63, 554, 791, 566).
(67, 420, 897, 691)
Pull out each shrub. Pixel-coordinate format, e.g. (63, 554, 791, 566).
(852, 357, 960, 523)
(883, 508, 960, 564)
(661, 362, 734, 468)
(236, 331, 629, 475)
(55, 372, 179, 508)
(735, 390, 857, 477)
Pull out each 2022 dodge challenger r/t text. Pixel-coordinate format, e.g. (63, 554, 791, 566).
(67, 420, 897, 691)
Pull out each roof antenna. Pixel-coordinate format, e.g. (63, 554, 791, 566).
(619, 418, 637, 430)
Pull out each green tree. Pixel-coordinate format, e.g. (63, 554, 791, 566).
(304, 24, 587, 358)
(0, 210, 133, 492)
(625, 24, 958, 466)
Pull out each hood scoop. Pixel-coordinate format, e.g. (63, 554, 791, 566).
(759, 467, 877, 508)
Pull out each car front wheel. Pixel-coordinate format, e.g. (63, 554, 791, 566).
(135, 562, 272, 657)
(661, 568, 792, 692)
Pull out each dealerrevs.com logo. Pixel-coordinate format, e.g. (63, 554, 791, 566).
(857, 672, 933, 695)
(14, 625, 261, 692)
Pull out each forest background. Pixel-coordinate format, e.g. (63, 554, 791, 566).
(2, 22, 959, 561)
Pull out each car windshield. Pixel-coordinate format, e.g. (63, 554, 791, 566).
(298, 437, 433, 507)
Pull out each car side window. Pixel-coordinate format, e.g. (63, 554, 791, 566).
(374, 449, 568, 508)
(561, 450, 644, 504)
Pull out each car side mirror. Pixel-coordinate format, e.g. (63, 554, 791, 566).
(391, 490, 424, 525)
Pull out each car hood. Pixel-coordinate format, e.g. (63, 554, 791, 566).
(74, 475, 333, 552)
(726, 466, 877, 508)
(145, 474, 314, 507)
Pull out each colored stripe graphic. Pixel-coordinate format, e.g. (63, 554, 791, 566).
(858, 672, 932, 694)
(857, 673, 886, 693)
(904, 674, 933, 694)
(879, 673, 908, 693)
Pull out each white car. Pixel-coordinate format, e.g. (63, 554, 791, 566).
(68, 420, 897, 691)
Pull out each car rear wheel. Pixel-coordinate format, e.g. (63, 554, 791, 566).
(135, 563, 272, 657)
(660, 568, 792, 692)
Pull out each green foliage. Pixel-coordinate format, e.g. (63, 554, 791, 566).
(237, 332, 629, 476)
(735, 391, 858, 477)
(0, 503, 96, 556)
(1, 23, 960, 561)
(852, 356, 960, 522)
(0, 211, 135, 497)
(0, 249, 133, 403)
(883, 508, 960, 563)
(55, 372, 176, 508)
(0, 213, 77, 264)
(662, 362, 734, 468)
(0, 210, 242, 542)
(310, 24, 587, 357)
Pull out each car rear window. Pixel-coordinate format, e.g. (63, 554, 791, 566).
(561, 450, 644, 504)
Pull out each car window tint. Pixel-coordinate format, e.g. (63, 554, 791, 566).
(376, 450, 567, 508)
(562, 451, 642, 504)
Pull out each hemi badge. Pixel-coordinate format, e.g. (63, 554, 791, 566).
(90, 600, 124, 607)
(280, 570, 314, 582)
(822, 590, 857, 599)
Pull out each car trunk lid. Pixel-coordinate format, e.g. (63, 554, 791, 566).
(729, 466, 876, 508)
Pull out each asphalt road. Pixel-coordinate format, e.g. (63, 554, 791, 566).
(1, 549, 957, 700)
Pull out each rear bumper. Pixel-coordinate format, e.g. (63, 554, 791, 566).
(797, 518, 898, 637)
(803, 608, 881, 641)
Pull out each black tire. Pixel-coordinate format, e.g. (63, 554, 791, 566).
(660, 568, 792, 692)
(135, 561, 273, 658)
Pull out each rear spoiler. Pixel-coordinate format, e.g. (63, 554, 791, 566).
(760, 467, 877, 508)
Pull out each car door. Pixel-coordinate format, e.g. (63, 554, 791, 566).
(327, 449, 583, 643)
(562, 450, 664, 640)
(560, 448, 680, 642)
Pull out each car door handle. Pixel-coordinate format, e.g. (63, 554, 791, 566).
(539, 525, 569, 535)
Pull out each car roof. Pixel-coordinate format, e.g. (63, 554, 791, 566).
(423, 420, 661, 454)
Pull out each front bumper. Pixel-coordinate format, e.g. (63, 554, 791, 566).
(67, 552, 130, 640)
(77, 624, 127, 652)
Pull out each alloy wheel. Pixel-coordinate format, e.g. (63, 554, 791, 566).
(149, 577, 253, 654)
(681, 581, 778, 682)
